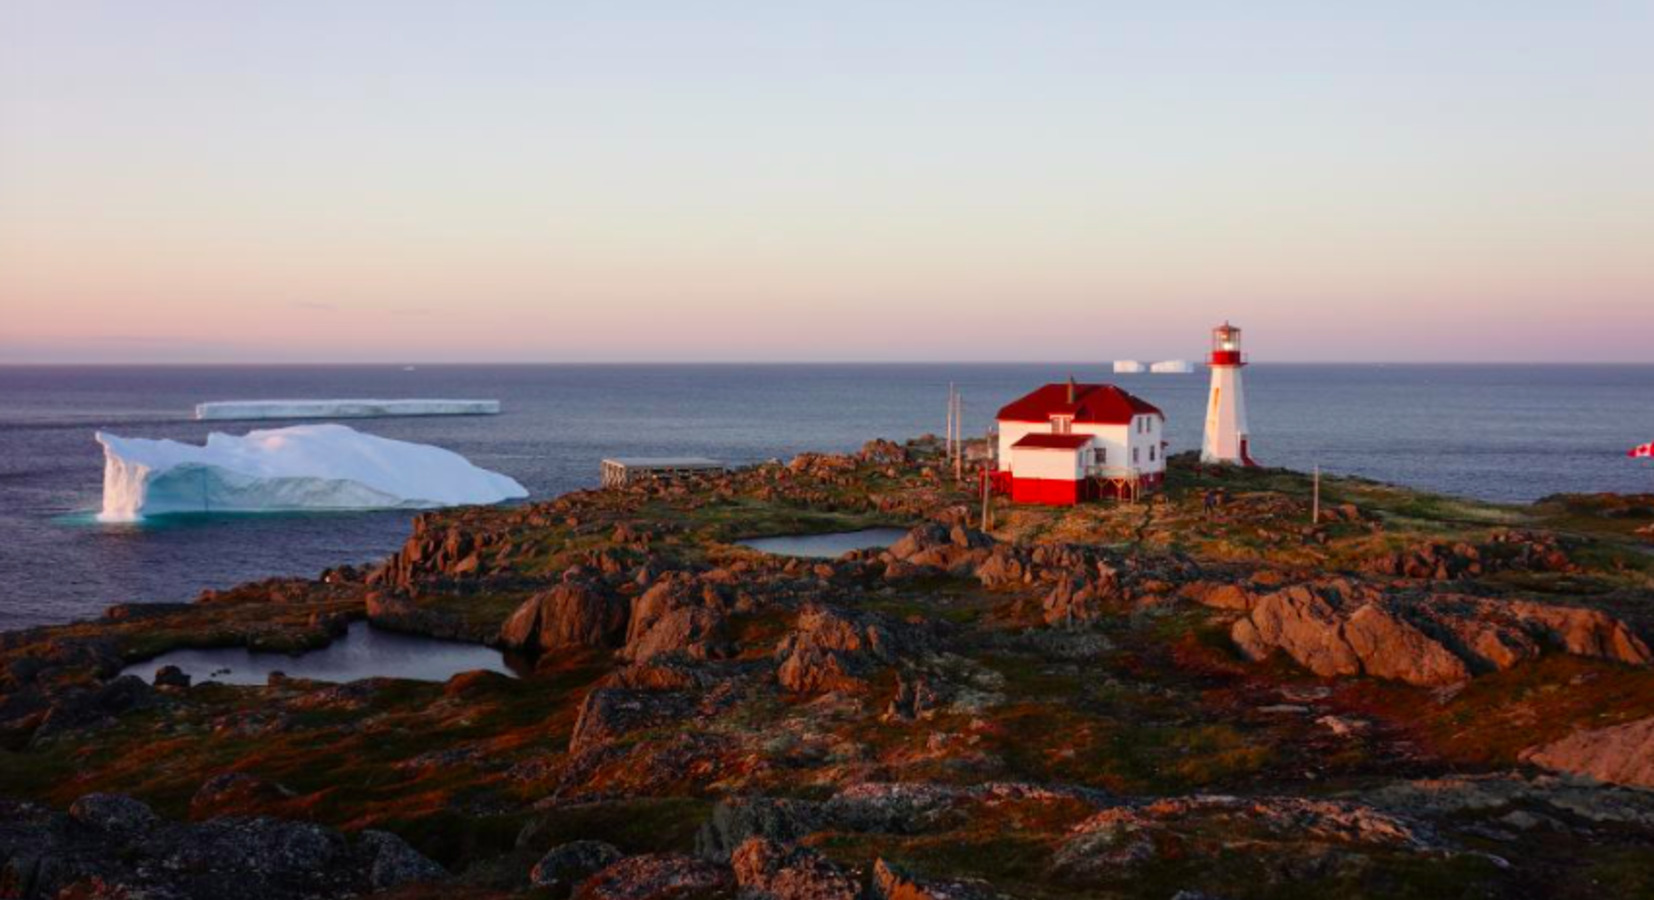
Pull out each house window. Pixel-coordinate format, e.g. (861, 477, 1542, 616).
(1133, 447, 1140, 464)
(1099, 447, 1107, 465)
(1150, 446, 1156, 462)
(1052, 416, 1072, 434)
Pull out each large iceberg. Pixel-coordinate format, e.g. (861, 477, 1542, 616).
(196, 399, 501, 420)
(96, 424, 528, 522)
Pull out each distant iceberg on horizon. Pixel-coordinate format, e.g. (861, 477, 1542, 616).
(195, 399, 501, 421)
(1113, 360, 1147, 374)
(1150, 359, 1195, 374)
(96, 424, 527, 522)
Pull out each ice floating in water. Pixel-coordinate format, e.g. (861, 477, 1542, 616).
(1112, 360, 1147, 374)
(1150, 360, 1195, 374)
(96, 423, 527, 522)
(194, 399, 501, 420)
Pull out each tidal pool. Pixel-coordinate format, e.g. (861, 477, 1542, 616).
(121, 620, 528, 685)
(737, 527, 908, 559)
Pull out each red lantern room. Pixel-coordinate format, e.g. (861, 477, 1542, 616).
(1210, 322, 1245, 367)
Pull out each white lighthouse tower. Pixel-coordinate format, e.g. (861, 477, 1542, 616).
(1201, 322, 1255, 465)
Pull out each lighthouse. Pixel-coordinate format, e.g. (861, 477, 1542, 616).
(1201, 322, 1255, 465)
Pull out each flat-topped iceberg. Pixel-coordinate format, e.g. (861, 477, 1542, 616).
(195, 399, 501, 420)
(96, 424, 527, 522)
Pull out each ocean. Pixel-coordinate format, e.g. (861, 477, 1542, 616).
(1, 364, 1650, 630)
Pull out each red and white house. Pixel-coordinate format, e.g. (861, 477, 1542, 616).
(992, 380, 1167, 505)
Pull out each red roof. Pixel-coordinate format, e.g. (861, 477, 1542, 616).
(997, 383, 1163, 425)
(1011, 433, 1094, 450)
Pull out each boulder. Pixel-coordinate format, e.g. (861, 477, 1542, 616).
(569, 688, 698, 753)
(1503, 601, 1652, 666)
(1053, 795, 1436, 879)
(623, 607, 730, 663)
(1521, 716, 1654, 789)
(1042, 569, 1119, 627)
(821, 783, 970, 834)
(533, 841, 624, 895)
(1, 797, 418, 899)
(500, 583, 630, 653)
(153, 665, 192, 689)
(575, 853, 734, 900)
(696, 797, 824, 860)
(1227, 581, 1647, 686)
(731, 838, 858, 900)
(1232, 585, 1361, 679)
(67, 793, 159, 834)
(858, 439, 910, 465)
(774, 605, 908, 694)
(1342, 604, 1469, 686)
(190, 772, 296, 820)
(356, 829, 447, 890)
(869, 858, 997, 900)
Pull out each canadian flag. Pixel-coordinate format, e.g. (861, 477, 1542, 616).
(1631, 442, 1654, 459)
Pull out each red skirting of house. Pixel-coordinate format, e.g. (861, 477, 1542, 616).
(1003, 471, 1166, 505)
(1010, 477, 1082, 506)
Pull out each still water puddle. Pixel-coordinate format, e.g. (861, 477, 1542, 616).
(122, 621, 527, 685)
(737, 527, 908, 559)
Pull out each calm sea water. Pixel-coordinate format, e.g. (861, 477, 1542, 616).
(1, 364, 1650, 630)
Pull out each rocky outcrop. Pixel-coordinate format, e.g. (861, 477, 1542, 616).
(364, 590, 487, 642)
(1042, 568, 1121, 627)
(821, 782, 973, 834)
(1053, 795, 1437, 878)
(886, 523, 995, 572)
(0, 794, 443, 900)
(774, 605, 913, 694)
(1231, 584, 1363, 679)
(189, 772, 296, 820)
(1342, 603, 1470, 685)
(731, 838, 859, 900)
(1222, 579, 1649, 686)
(576, 853, 734, 900)
(696, 797, 825, 861)
(1363, 772, 1654, 827)
(1521, 716, 1654, 789)
(569, 688, 699, 753)
(500, 582, 630, 653)
(970, 540, 1190, 623)
(357, 828, 448, 891)
(29, 675, 157, 744)
(1501, 600, 1651, 665)
(533, 840, 625, 895)
(620, 574, 731, 663)
(869, 858, 998, 900)
(1362, 532, 1573, 580)
(857, 439, 910, 466)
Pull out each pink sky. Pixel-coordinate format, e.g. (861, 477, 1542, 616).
(3, 2, 1651, 363)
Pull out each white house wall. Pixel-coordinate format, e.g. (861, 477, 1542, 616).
(1010, 446, 1085, 480)
(998, 417, 1166, 478)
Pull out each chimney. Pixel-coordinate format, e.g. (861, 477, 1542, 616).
(1066, 376, 1076, 404)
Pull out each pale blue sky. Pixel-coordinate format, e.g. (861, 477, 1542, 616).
(2, 2, 1651, 362)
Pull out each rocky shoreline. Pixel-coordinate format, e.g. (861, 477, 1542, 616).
(3, 439, 1653, 898)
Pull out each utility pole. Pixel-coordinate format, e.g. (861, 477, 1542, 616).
(945, 383, 955, 465)
(979, 462, 991, 530)
(953, 390, 964, 482)
(1312, 463, 1321, 525)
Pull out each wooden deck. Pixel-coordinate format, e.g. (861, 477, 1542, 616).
(600, 456, 726, 488)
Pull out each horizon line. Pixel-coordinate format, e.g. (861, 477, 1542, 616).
(4, 359, 1653, 368)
